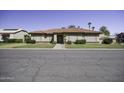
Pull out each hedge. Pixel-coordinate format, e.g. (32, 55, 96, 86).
(25, 39, 36, 44)
(3, 39, 23, 43)
(74, 39, 86, 44)
(102, 38, 113, 44)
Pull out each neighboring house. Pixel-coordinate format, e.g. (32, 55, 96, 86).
(0, 29, 28, 42)
(116, 32, 124, 43)
(30, 28, 101, 43)
(109, 35, 116, 43)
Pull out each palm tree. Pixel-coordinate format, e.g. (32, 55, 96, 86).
(92, 27, 95, 31)
(88, 22, 92, 30)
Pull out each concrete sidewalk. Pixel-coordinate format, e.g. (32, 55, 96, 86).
(53, 44, 65, 49)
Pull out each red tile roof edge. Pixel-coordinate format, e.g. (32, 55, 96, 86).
(30, 28, 101, 34)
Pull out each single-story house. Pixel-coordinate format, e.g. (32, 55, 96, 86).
(0, 29, 28, 42)
(30, 28, 101, 43)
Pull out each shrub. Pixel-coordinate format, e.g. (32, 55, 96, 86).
(24, 35, 36, 44)
(74, 39, 86, 44)
(8, 39, 15, 43)
(29, 40, 36, 44)
(3, 39, 23, 43)
(102, 38, 113, 44)
(15, 39, 23, 43)
(50, 38, 57, 44)
(26, 39, 36, 44)
(116, 38, 121, 44)
(25, 39, 31, 43)
(51, 41, 57, 44)
(24, 35, 31, 43)
(1, 34, 9, 42)
(3, 40, 8, 43)
(50, 37, 54, 43)
(0, 41, 3, 43)
(66, 41, 72, 44)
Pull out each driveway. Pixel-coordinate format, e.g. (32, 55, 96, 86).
(0, 49, 124, 82)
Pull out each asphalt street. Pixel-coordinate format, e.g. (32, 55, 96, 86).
(0, 49, 124, 82)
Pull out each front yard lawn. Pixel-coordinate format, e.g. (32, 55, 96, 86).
(0, 43, 27, 48)
(0, 43, 55, 48)
(65, 43, 124, 48)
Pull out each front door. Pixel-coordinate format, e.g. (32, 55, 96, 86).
(57, 35, 64, 44)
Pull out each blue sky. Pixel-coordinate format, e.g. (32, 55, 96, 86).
(0, 10, 124, 34)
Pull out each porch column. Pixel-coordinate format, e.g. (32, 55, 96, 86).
(54, 34, 57, 42)
(0, 35, 2, 41)
(96, 35, 99, 42)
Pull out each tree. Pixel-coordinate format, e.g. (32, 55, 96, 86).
(99, 26, 110, 36)
(24, 35, 36, 44)
(88, 22, 92, 30)
(77, 26, 80, 29)
(68, 25, 76, 29)
(92, 27, 95, 31)
(2, 34, 10, 42)
(24, 35, 31, 43)
(61, 27, 66, 29)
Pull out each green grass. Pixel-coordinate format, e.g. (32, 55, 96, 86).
(1, 43, 124, 49)
(0, 43, 27, 48)
(65, 43, 124, 48)
(0, 43, 55, 48)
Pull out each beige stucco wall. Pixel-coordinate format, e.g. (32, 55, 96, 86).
(0, 35, 2, 41)
(85, 36, 99, 42)
(99, 33, 109, 43)
(31, 35, 52, 42)
(54, 34, 57, 42)
(65, 33, 99, 42)
(30, 33, 100, 43)
(65, 34, 84, 42)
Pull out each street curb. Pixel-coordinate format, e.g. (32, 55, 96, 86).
(0, 48, 124, 50)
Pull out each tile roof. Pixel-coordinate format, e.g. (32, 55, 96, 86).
(30, 28, 101, 34)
